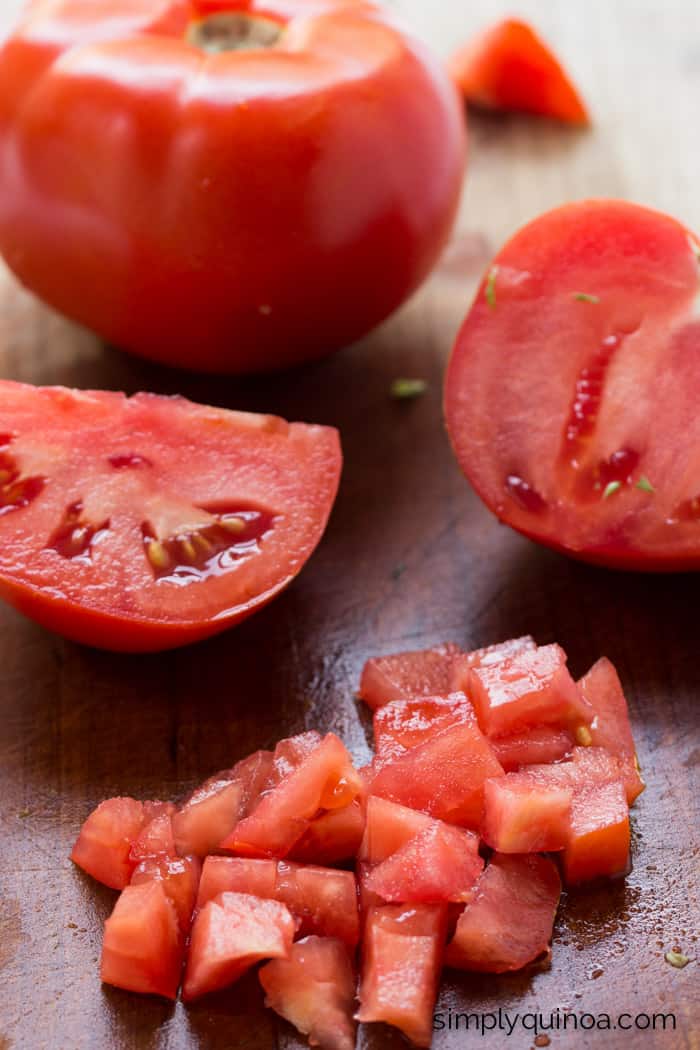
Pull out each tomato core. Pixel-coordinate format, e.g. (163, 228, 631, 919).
(186, 13, 284, 53)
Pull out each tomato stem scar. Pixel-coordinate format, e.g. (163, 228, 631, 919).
(186, 13, 283, 54)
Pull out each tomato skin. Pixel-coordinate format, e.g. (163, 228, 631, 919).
(0, 382, 341, 651)
(448, 18, 588, 125)
(0, 0, 465, 373)
(445, 200, 700, 571)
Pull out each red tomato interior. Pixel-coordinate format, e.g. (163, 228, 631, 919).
(0, 381, 340, 649)
(445, 200, 700, 569)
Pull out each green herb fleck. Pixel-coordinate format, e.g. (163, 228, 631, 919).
(636, 476, 655, 494)
(390, 378, 427, 400)
(485, 266, 499, 309)
(665, 951, 692, 969)
(602, 481, 622, 500)
(573, 292, 600, 304)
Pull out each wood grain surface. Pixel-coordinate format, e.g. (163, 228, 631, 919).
(0, 1, 699, 1048)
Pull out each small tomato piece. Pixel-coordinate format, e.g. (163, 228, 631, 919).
(356, 903, 447, 1048)
(364, 822, 483, 904)
(449, 19, 589, 124)
(564, 780, 631, 885)
(130, 854, 201, 934)
(182, 892, 295, 1002)
(578, 657, 645, 802)
(359, 642, 462, 710)
(358, 797, 437, 866)
(490, 725, 574, 770)
(445, 853, 561, 973)
(101, 881, 183, 999)
(481, 774, 572, 853)
(71, 797, 145, 890)
(289, 798, 366, 865)
(373, 691, 477, 765)
(260, 936, 356, 1050)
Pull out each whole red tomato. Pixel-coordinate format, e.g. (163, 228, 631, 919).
(0, 0, 466, 373)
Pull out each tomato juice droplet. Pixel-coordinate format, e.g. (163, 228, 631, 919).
(505, 474, 547, 513)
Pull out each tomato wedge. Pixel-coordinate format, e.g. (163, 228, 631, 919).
(445, 200, 700, 570)
(448, 19, 589, 124)
(0, 381, 340, 649)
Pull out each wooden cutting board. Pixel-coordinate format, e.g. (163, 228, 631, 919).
(0, 2, 698, 1047)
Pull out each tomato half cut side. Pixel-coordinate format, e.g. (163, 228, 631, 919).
(445, 200, 700, 570)
(0, 382, 341, 650)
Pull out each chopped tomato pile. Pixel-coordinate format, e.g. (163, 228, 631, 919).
(72, 637, 643, 1048)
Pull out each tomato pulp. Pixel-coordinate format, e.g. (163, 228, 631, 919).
(0, 0, 466, 373)
(445, 200, 700, 570)
(0, 381, 341, 650)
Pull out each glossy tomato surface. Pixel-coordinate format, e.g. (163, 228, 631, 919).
(0, 381, 341, 650)
(0, 0, 466, 373)
(445, 200, 700, 570)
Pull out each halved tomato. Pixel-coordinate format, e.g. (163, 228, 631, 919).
(358, 643, 461, 710)
(578, 657, 645, 802)
(260, 936, 356, 1050)
(0, 381, 341, 650)
(445, 200, 700, 570)
(356, 903, 447, 1048)
(224, 733, 363, 858)
(363, 822, 483, 904)
(182, 891, 295, 1001)
(101, 881, 183, 999)
(445, 853, 561, 973)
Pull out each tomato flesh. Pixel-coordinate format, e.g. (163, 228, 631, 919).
(481, 774, 572, 853)
(490, 726, 574, 770)
(129, 805, 176, 863)
(289, 798, 365, 865)
(359, 642, 461, 710)
(445, 200, 700, 570)
(368, 721, 504, 827)
(196, 856, 359, 950)
(364, 822, 483, 904)
(373, 691, 477, 765)
(71, 797, 146, 890)
(182, 891, 295, 1001)
(131, 854, 201, 933)
(464, 644, 592, 736)
(225, 733, 363, 858)
(358, 797, 437, 867)
(101, 881, 183, 999)
(448, 18, 588, 124)
(260, 936, 356, 1050)
(445, 853, 561, 973)
(578, 657, 645, 802)
(357, 903, 447, 1048)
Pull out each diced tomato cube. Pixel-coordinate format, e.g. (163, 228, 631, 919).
(172, 776, 244, 858)
(101, 881, 183, 999)
(260, 936, 356, 1050)
(224, 733, 363, 858)
(356, 903, 447, 1047)
(182, 891, 295, 1001)
(71, 797, 146, 890)
(131, 854, 201, 933)
(368, 722, 504, 827)
(196, 856, 360, 949)
(289, 798, 365, 865)
(358, 797, 436, 866)
(564, 780, 630, 885)
(481, 774, 572, 852)
(364, 822, 483, 904)
(445, 853, 561, 973)
(129, 807, 176, 863)
(359, 643, 462, 710)
(172, 749, 274, 858)
(578, 658, 645, 803)
(196, 856, 278, 910)
(490, 726, 573, 770)
(450, 635, 536, 688)
(266, 732, 322, 788)
(373, 692, 477, 765)
(465, 644, 592, 736)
